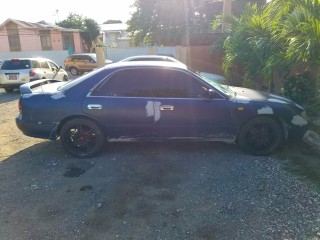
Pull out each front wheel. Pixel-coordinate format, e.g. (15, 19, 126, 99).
(60, 119, 105, 158)
(238, 117, 283, 155)
(69, 67, 79, 76)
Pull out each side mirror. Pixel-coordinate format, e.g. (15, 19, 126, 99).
(205, 89, 219, 99)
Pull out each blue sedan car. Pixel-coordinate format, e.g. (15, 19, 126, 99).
(16, 62, 308, 158)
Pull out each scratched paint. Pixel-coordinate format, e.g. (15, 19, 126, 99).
(267, 98, 288, 104)
(291, 115, 308, 126)
(257, 106, 273, 115)
(269, 94, 290, 101)
(154, 101, 161, 122)
(145, 101, 161, 122)
(51, 93, 66, 100)
(145, 101, 154, 117)
(230, 95, 251, 104)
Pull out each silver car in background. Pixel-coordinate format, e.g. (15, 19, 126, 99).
(0, 57, 68, 93)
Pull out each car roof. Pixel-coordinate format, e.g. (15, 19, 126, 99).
(3, 57, 52, 62)
(69, 53, 96, 56)
(105, 60, 188, 70)
(119, 55, 180, 62)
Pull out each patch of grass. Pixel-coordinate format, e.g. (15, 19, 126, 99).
(276, 142, 320, 191)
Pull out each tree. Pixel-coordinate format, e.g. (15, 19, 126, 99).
(56, 13, 101, 52)
(56, 13, 83, 29)
(127, 0, 219, 46)
(81, 18, 101, 52)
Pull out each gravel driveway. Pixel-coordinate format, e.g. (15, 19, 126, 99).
(0, 88, 320, 240)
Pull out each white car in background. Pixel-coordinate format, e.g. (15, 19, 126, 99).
(0, 58, 68, 93)
(119, 55, 228, 84)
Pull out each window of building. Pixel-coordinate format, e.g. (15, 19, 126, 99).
(7, 22, 21, 52)
(62, 32, 75, 51)
(40, 30, 52, 51)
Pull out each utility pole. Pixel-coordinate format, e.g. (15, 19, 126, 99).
(222, 0, 232, 32)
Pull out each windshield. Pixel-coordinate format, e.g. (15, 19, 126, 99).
(193, 70, 235, 97)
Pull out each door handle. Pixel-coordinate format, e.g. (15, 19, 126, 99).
(87, 104, 102, 110)
(160, 105, 174, 111)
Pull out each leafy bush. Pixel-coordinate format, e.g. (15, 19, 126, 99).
(282, 72, 315, 104)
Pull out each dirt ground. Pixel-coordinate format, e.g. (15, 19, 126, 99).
(1, 88, 320, 240)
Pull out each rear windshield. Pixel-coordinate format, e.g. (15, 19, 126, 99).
(1, 59, 33, 70)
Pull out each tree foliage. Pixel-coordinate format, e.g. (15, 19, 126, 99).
(56, 13, 101, 52)
(213, 0, 320, 92)
(127, 0, 266, 46)
(127, 0, 219, 46)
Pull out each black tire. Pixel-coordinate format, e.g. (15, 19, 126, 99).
(4, 88, 14, 93)
(63, 75, 68, 81)
(69, 67, 79, 76)
(238, 116, 282, 155)
(60, 118, 105, 158)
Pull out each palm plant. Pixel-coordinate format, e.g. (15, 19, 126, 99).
(217, 3, 283, 91)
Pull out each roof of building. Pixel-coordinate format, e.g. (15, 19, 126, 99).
(0, 18, 82, 32)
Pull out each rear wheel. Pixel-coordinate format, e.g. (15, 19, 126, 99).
(238, 116, 282, 155)
(4, 88, 14, 93)
(60, 118, 105, 158)
(69, 67, 79, 76)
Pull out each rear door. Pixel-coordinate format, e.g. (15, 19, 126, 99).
(82, 68, 155, 139)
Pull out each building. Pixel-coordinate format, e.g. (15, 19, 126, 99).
(100, 23, 131, 48)
(0, 19, 84, 53)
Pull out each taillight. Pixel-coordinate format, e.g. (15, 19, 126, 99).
(18, 98, 22, 113)
(29, 69, 36, 77)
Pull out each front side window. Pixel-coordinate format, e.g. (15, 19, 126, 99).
(151, 70, 207, 98)
(48, 61, 58, 69)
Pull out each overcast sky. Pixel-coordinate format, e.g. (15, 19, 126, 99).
(0, 0, 135, 25)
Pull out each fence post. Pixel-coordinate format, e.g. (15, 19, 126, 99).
(96, 46, 106, 68)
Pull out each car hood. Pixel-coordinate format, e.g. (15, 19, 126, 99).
(229, 86, 294, 105)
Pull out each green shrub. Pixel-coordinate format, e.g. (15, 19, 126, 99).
(282, 72, 316, 104)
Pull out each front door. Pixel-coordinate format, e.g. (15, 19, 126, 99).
(150, 69, 235, 140)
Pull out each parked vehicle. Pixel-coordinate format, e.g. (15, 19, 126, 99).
(16, 61, 308, 158)
(0, 58, 68, 93)
(120, 55, 228, 84)
(64, 53, 113, 76)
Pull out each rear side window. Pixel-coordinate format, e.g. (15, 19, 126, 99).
(93, 69, 154, 97)
(1, 59, 32, 70)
